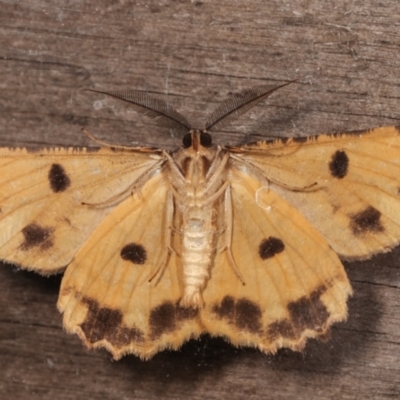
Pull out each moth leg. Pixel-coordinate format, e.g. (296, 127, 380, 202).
(230, 154, 318, 192)
(164, 151, 186, 183)
(203, 180, 230, 206)
(223, 185, 246, 285)
(167, 183, 182, 204)
(148, 190, 175, 284)
(216, 244, 227, 254)
(204, 151, 230, 192)
(204, 148, 227, 176)
(83, 158, 166, 208)
(82, 128, 140, 150)
(215, 227, 226, 237)
(215, 227, 227, 253)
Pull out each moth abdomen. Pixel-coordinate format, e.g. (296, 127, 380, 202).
(180, 208, 216, 308)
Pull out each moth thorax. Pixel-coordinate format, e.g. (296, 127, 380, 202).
(173, 140, 218, 183)
(176, 154, 212, 186)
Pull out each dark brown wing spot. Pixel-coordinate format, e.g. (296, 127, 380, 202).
(48, 163, 71, 193)
(80, 297, 144, 346)
(350, 206, 384, 236)
(266, 285, 329, 341)
(288, 285, 329, 332)
(235, 299, 262, 332)
(120, 243, 147, 264)
(149, 302, 175, 339)
(176, 304, 199, 321)
(267, 319, 296, 341)
(259, 237, 285, 260)
(20, 223, 54, 251)
(329, 150, 349, 179)
(394, 126, 400, 134)
(213, 296, 235, 320)
(213, 296, 262, 334)
(149, 301, 198, 339)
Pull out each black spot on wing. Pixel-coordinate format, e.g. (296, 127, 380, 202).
(48, 163, 71, 193)
(120, 243, 147, 264)
(149, 301, 198, 339)
(259, 237, 285, 260)
(350, 206, 384, 236)
(267, 285, 329, 341)
(394, 126, 400, 134)
(20, 223, 54, 251)
(213, 296, 262, 333)
(329, 150, 349, 179)
(80, 297, 144, 346)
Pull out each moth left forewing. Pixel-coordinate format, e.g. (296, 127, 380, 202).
(58, 173, 203, 360)
(0, 146, 163, 273)
(231, 126, 400, 260)
(201, 169, 352, 353)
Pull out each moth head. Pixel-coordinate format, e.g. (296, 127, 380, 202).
(182, 130, 213, 152)
(174, 129, 217, 176)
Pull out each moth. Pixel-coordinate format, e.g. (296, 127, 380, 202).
(1, 82, 399, 360)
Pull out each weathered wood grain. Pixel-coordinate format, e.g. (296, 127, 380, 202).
(0, 0, 399, 399)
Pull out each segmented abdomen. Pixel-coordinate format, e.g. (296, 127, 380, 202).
(180, 206, 215, 308)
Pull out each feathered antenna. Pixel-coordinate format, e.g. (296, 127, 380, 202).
(204, 80, 297, 132)
(85, 89, 191, 135)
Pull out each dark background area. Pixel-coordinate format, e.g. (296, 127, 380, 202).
(0, 1, 400, 399)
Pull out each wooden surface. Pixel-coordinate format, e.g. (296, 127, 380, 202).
(1, 0, 400, 399)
